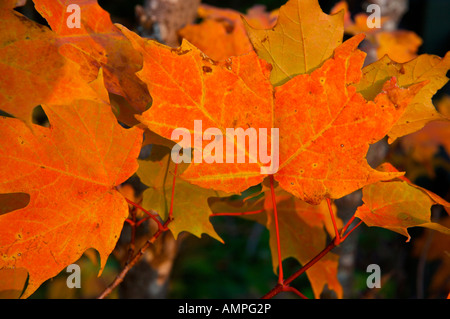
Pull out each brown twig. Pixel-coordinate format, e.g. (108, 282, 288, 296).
(97, 223, 169, 299)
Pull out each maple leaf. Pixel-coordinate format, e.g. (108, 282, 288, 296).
(30, 0, 151, 126)
(136, 145, 224, 242)
(243, 0, 345, 86)
(355, 163, 450, 242)
(120, 25, 273, 194)
(0, 78, 143, 298)
(121, 25, 423, 204)
(273, 35, 424, 204)
(0, 9, 99, 123)
(179, 4, 277, 61)
(210, 182, 343, 299)
(356, 52, 450, 143)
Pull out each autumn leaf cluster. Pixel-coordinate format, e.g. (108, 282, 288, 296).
(0, 0, 449, 299)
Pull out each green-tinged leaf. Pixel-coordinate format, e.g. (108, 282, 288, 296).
(356, 53, 450, 143)
(355, 164, 450, 241)
(243, 0, 344, 86)
(137, 145, 225, 242)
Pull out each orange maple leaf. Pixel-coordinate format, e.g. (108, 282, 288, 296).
(121, 25, 423, 204)
(30, 0, 151, 125)
(0, 80, 142, 298)
(0, 9, 98, 123)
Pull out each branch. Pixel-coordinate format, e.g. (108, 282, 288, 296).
(261, 214, 363, 299)
(341, 220, 363, 241)
(282, 286, 309, 299)
(326, 198, 341, 244)
(125, 198, 167, 231)
(97, 222, 170, 299)
(270, 175, 284, 285)
(262, 239, 336, 299)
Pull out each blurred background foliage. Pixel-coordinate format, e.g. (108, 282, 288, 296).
(95, 0, 450, 57)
